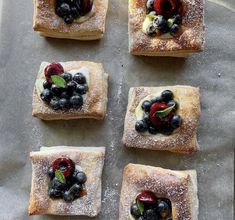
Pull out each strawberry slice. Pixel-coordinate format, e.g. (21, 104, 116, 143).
(44, 62, 64, 83)
(136, 191, 157, 204)
(53, 157, 75, 178)
(154, 0, 178, 18)
(149, 102, 168, 127)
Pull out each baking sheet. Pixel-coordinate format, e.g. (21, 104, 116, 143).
(0, 0, 234, 219)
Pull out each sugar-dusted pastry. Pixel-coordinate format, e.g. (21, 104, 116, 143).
(28, 146, 105, 216)
(32, 61, 108, 120)
(119, 163, 199, 220)
(122, 86, 201, 153)
(33, 0, 109, 40)
(129, 0, 205, 56)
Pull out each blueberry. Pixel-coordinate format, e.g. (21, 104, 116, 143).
(143, 208, 159, 220)
(141, 100, 152, 112)
(59, 3, 71, 16)
(143, 113, 151, 125)
(43, 80, 51, 89)
(70, 95, 83, 108)
(171, 115, 182, 128)
(148, 125, 158, 134)
(61, 72, 72, 82)
(47, 167, 54, 179)
(74, 171, 87, 184)
(73, 73, 87, 84)
(40, 89, 53, 103)
(76, 84, 88, 95)
(64, 15, 74, 24)
(146, 0, 154, 11)
(146, 24, 157, 37)
(59, 98, 71, 110)
(67, 81, 77, 92)
(161, 90, 173, 102)
(167, 100, 178, 110)
(51, 84, 63, 96)
(71, 6, 80, 19)
(63, 191, 75, 202)
(160, 125, 174, 135)
(151, 96, 162, 104)
(60, 91, 71, 99)
(130, 203, 141, 217)
(153, 15, 167, 30)
(157, 200, 170, 218)
(135, 120, 148, 133)
(70, 183, 82, 196)
(48, 188, 62, 198)
(173, 14, 182, 25)
(51, 177, 66, 190)
(50, 98, 60, 110)
(170, 24, 180, 34)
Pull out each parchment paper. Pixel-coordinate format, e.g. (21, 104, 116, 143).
(0, 0, 234, 219)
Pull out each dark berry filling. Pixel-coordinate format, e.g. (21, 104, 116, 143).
(48, 157, 87, 202)
(40, 63, 88, 111)
(130, 191, 172, 220)
(55, 0, 93, 24)
(145, 0, 182, 36)
(135, 90, 182, 135)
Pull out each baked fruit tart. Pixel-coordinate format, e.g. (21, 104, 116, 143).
(119, 164, 199, 220)
(32, 61, 108, 120)
(122, 86, 201, 153)
(28, 146, 105, 216)
(33, 0, 109, 40)
(128, 0, 205, 56)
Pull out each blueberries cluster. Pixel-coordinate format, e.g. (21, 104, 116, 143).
(40, 72, 88, 111)
(135, 90, 182, 135)
(131, 198, 172, 220)
(55, 0, 92, 24)
(48, 166, 87, 202)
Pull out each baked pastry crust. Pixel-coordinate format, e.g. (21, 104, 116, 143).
(129, 0, 205, 56)
(122, 85, 201, 153)
(119, 163, 198, 220)
(32, 61, 108, 120)
(28, 146, 105, 216)
(33, 0, 109, 40)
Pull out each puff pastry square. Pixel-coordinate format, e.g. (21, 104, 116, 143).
(33, 0, 108, 40)
(119, 163, 199, 220)
(122, 85, 201, 153)
(128, 0, 205, 57)
(32, 61, 108, 120)
(28, 146, 105, 216)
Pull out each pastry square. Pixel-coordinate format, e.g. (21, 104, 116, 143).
(119, 163, 199, 220)
(32, 61, 108, 120)
(33, 0, 109, 40)
(128, 0, 205, 57)
(28, 146, 105, 216)
(122, 86, 201, 153)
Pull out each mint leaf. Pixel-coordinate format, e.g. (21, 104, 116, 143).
(55, 170, 66, 183)
(51, 75, 66, 88)
(137, 200, 144, 215)
(154, 104, 175, 118)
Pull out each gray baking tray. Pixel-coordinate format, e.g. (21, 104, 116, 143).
(0, 0, 234, 219)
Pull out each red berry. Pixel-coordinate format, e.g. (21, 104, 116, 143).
(44, 63, 64, 83)
(154, 0, 178, 18)
(149, 102, 168, 127)
(53, 157, 75, 178)
(136, 191, 157, 204)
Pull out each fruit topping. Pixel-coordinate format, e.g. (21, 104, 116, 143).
(48, 157, 87, 202)
(44, 63, 64, 83)
(135, 90, 182, 135)
(154, 0, 178, 18)
(131, 192, 172, 220)
(40, 63, 88, 111)
(55, 0, 93, 24)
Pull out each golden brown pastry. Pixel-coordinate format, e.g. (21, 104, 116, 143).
(122, 86, 201, 153)
(33, 0, 109, 40)
(119, 163, 198, 220)
(32, 61, 108, 120)
(28, 146, 105, 216)
(129, 0, 205, 56)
